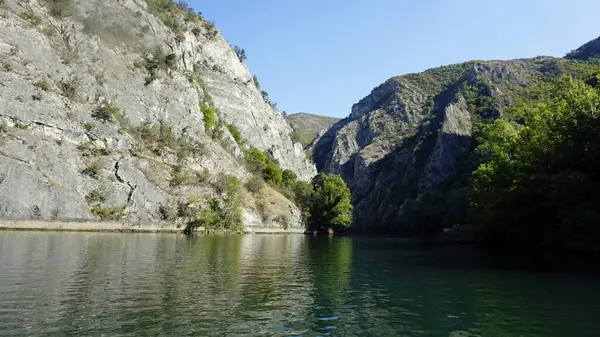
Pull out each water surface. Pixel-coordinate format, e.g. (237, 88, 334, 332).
(0, 232, 599, 336)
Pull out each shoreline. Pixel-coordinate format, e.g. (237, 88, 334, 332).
(0, 220, 307, 235)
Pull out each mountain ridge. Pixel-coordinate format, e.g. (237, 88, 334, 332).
(313, 39, 600, 234)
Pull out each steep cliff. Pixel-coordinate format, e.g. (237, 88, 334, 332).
(314, 50, 600, 234)
(0, 0, 315, 230)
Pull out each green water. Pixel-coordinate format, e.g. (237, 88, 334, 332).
(0, 232, 599, 336)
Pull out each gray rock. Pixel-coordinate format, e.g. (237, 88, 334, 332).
(0, 0, 314, 231)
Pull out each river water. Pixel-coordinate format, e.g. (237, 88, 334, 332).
(0, 232, 599, 336)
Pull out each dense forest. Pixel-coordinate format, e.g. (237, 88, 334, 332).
(469, 76, 600, 250)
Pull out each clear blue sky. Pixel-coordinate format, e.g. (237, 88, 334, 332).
(189, 0, 600, 118)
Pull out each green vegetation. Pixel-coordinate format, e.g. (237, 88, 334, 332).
(140, 47, 177, 85)
(227, 123, 244, 147)
(469, 76, 600, 250)
(85, 189, 126, 221)
(0, 173, 5, 184)
(131, 121, 206, 158)
(307, 173, 353, 234)
(252, 75, 260, 89)
(183, 173, 244, 234)
(92, 102, 128, 125)
(81, 160, 103, 179)
(245, 148, 283, 185)
(59, 77, 79, 100)
(34, 80, 51, 91)
(233, 45, 246, 63)
(201, 104, 217, 133)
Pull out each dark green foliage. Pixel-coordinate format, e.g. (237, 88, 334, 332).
(227, 123, 244, 147)
(141, 47, 177, 85)
(307, 173, 353, 234)
(244, 148, 282, 185)
(92, 102, 128, 125)
(233, 45, 246, 62)
(282, 169, 297, 185)
(469, 76, 600, 250)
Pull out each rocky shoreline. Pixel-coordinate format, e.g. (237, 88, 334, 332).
(0, 220, 307, 234)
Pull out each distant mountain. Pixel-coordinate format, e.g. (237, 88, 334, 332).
(286, 113, 341, 146)
(566, 36, 600, 61)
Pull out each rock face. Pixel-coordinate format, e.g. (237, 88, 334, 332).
(0, 0, 314, 230)
(313, 54, 600, 234)
(285, 112, 340, 147)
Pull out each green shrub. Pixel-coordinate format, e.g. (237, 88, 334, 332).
(60, 78, 79, 100)
(85, 189, 107, 204)
(202, 20, 217, 39)
(83, 123, 95, 132)
(0, 173, 5, 184)
(244, 148, 283, 185)
(214, 173, 242, 197)
(252, 75, 261, 89)
(201, 104, 217, 132)
(91, 102, 125, 124)
(246, 175, 264, 194)
(264, 161, 283, 185)
(34, 80, 51, 91)
(131, 121, 206, 158)
(91, 205, 126, 221)
(142, 47, 177, 85)
(233, 45, 246, 62)
(227, 123, 244, 147)
(81, 160, 103, 179)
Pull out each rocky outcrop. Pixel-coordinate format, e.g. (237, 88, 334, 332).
(0, 0, 314, 231)
(313, 54, 600, 233)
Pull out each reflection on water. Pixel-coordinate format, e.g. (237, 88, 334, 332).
(0, 232, 599, 336)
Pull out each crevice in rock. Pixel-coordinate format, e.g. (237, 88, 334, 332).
(114, 158, 138, 206)
(0, 150, 28, 164)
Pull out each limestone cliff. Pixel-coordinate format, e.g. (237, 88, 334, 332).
(0, 0, 315, 230)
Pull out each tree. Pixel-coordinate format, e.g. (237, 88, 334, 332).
(468, 76, 600, 250)
(308, 173, 353, 234)
(234, 45, 246, 63)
